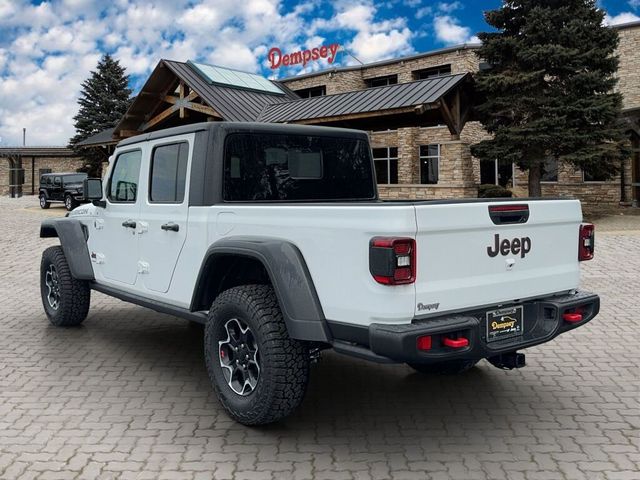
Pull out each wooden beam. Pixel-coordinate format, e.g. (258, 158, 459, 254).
(163, 95, 179, 105)
(183, 102, 222, 118)
(118, 129, 140, 138)
(453, 89, 461, 133)
(163, 90, 199, 106)
(292, 106, 418, 125)
(414, 104, 439, 115)
(141, 104, 178, 131)
(178, 82, 185, 119)
(438, 98, 460, 138)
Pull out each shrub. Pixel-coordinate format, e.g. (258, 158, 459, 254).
(478, 184, 513, 198)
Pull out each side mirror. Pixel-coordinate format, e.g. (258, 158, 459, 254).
(83, 178, 106, 208)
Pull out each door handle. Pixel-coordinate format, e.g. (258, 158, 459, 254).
(161, 222, 179, 232)
(122, 220, 137, 229)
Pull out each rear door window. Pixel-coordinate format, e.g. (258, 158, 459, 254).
(149, 142, 189, 203)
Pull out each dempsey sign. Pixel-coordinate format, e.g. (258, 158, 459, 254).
(268, 43, 340, 69)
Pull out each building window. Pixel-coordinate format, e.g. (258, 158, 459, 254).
(583, 164, 609, 182)
(372, 147, 398, 184)
(419, 145, 440, 184)
(366, 75, 398, 88)
(541, 157, 558, 182)
(293, 85, 326, 98)
(480, 159, 515, 188)
(413, 64, 452, 80)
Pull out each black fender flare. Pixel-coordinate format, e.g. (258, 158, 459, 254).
(40, 218, 95, 281)
(191, 236, 331, 343)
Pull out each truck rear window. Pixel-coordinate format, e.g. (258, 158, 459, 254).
(223, 133, 376, 201)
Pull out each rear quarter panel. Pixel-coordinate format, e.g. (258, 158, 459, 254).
(204, 204, 418, 327)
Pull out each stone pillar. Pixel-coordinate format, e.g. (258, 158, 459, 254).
(397, 127, 418, 184)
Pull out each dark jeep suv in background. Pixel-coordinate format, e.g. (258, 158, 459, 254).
(39, 173, 88, 211)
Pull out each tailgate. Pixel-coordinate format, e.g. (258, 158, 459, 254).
(413, 199, 583, 317)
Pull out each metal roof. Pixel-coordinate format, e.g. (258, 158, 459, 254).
(611, 20, 640, 30)
(0, 147, 76, 157)
(163, 60, 298, 122)
(76, 127, 117, 147)
(259, 73, 469, 123)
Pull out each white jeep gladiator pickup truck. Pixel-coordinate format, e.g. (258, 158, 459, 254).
(40, 122, 599, 425)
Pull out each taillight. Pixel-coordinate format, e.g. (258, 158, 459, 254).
(579, 223, 595, 261)
(369, 237, 416, 285)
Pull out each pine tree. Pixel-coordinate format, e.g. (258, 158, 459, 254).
(70, 54, 132, 177)
(471, 0, 630, 197)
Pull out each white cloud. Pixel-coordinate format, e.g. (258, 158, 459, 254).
(433, 15, 476, 44)
(416, 6, 433, 19)
(436, 2, 462, 13)
(629, 0, 640, 9)
(604, 12, 640, 25)
(0, 0, 329, 146)
(0, 0, 489, 145)
(348, 28, 413, 63)
(311, 2, 413, 65)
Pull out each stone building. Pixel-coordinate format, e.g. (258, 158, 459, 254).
(279, 21, 640, 205)
(70, 21, 640, 206)
(0, 147, 84, 196)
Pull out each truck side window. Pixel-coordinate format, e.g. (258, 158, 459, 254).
(109, 150, 142, 203)
(149, 142, 188, 203)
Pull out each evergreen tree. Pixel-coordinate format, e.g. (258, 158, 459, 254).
(471, 0, 630, 197)
(70, 54, 132, 177)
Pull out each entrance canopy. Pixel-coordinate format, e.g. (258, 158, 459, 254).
(259, 73, 473, 136)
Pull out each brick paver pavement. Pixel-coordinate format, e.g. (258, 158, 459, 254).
(0, 196, 638, 480)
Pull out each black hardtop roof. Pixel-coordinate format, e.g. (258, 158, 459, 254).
(116, 121, 369, 148)
(41, 172, 87, 177)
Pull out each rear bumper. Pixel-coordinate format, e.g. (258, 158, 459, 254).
(333, 290, 599, 364)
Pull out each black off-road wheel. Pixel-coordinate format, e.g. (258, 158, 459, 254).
(40, 246, 90, 327)
(64, 195, 76, 211)
(204, 284, 310, 425)
(408, 359, 479, 375)
(39, 194, 50, 209)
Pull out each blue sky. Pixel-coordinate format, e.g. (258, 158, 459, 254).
(0, 0, 639, 146)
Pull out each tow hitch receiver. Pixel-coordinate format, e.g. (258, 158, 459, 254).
(488, 352, 526, 370)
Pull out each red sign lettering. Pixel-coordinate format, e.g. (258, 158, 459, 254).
(268, 43, 340, 69)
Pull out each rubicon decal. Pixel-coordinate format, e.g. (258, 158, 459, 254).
(268, 44, 340, 69)
(487, 234, 531, 258)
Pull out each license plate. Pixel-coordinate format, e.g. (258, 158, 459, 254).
(486, 306, 523, 342)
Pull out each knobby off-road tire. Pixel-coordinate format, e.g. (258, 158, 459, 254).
(39, 194, 50, 209)
(40, 246, 90, 327)
(204, 284, 310, 425)
(408, 359, 479, 375)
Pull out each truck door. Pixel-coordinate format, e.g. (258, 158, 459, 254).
(137, 137, 191, 293)
(93, 148, 143, 285)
